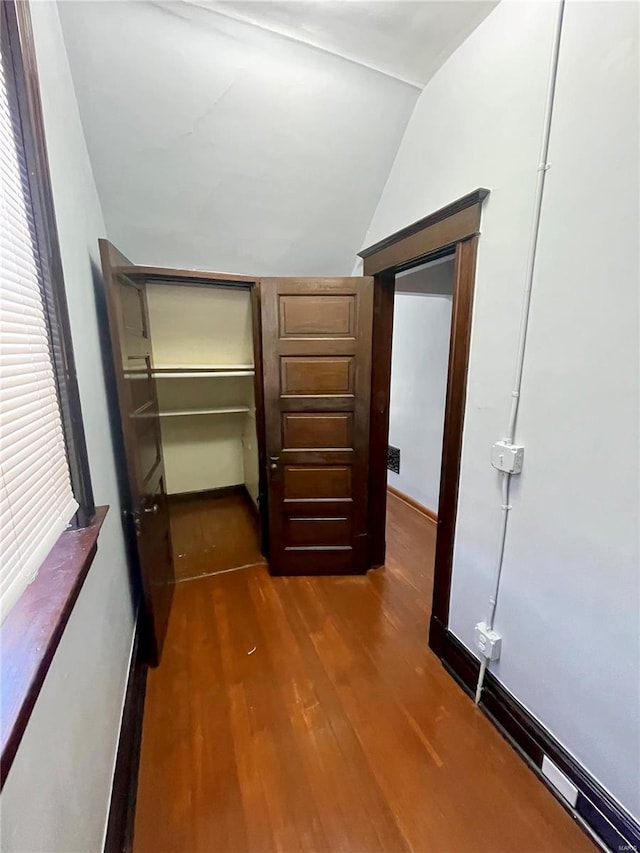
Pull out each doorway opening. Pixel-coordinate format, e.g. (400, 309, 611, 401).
(384, 253, 456, 614)
(359, 188, 488, 659)
(388, 254, 455, 520)
(145, 281, 265, 581)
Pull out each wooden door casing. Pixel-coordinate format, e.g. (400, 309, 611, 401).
(99, 240, 174, 665)
(261, 278, 373, 575)
(358, 189, 488, 655)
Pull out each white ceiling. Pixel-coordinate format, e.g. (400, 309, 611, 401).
(396, 255, 454, 294)
(195, 1, 498, 88)
(58, 0, 496, 275)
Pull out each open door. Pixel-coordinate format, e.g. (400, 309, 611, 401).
(99, 240, 174, 665)
(261, 278, 373, 574)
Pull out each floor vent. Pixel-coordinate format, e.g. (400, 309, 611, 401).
(387, 445, 400, 474)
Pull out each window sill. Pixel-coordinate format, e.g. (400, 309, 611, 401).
(0, 505, 109, 788)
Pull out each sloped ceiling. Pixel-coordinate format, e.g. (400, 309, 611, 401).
(59, 1, 496, 275)
(197, 1, 498, 88)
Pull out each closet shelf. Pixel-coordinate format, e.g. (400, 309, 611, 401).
(154, 363, 254, 369)
(152, 364, 255, 378)
(159, 406, 251, 417)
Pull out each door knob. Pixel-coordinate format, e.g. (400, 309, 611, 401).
(269, 456, 279, 471)
(143, 503, 159, 514)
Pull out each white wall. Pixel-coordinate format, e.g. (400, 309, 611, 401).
(361, 0, 639, 821)
(0, 4, 135, 851)
(147, 285, 254, 368)
(57, 0, 418, 276)
(388, 260, 453, 511)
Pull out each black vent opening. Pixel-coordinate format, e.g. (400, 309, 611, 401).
(387, 445, 400, 474)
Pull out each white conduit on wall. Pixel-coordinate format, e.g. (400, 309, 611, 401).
(474, 0, 567, 705)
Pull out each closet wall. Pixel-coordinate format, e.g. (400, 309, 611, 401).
(146, 284, 258, 504)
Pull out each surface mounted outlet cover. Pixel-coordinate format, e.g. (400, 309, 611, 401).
(387, 445, 400, 474)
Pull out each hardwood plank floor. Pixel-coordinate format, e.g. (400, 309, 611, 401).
(169, 490, 265, 581)
(134, 492, 593, 852)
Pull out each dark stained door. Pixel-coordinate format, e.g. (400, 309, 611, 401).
(261, 278, 374, 575)
(99, 239, 174, 664)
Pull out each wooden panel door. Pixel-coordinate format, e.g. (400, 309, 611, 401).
(261, 278, 373, 575)
(99, 240, 174, 664)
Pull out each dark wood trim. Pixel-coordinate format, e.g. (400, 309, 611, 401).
(104, 618, 148, 853)
(437, 630, 640, 852)
(366, 195, 484, 643)
(4, 0, 95, 526)
(0, 507, 109, 788)
(359, 189, 489, 259)
(367, 273, 395, 568)
(427, 614, 447, 660)
(360, 189, 489, 275)
(387, 486, 437, 523)
(431, 236, 479, 629)
(251, 284, 269, 557)
(116, 265, 257, 287)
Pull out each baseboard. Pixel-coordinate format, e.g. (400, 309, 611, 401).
(104, 619, 148, 853)
(387, 485, 437, 523)
(168, 484, 245, 503)
(169, 484, 260, 516)
(428, 613, 447, 658)
(242, 484, 260, 518)
(433, 623, 640, 852)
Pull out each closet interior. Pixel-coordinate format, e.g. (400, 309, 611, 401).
(146, 281, 263, 580)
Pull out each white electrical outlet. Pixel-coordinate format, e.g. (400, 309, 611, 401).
(474, 622, 502, 661)
(541, 756, 579, 807)
(491, 441, 524, 474)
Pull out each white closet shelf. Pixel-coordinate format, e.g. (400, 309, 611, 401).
(154, 371, 254, 378)
(154, 363, 254, 369)
(159, 406, 251, 417)
(152, 364, 255, 378)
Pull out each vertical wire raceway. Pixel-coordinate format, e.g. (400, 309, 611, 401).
(474, 0, 566, 705)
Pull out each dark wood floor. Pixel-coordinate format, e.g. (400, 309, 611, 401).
(169, 490, 265, 581)
(134, 492, 592, 852)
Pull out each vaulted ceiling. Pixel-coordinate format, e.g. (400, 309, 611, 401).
(59, 0, 497, 275)
(188, 1, 498, 87)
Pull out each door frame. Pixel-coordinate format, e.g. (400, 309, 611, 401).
(358, 188, 489, 656)
(112, 263, 270, 557)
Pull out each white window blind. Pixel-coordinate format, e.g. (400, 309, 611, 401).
(0, 42, 77, 622)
